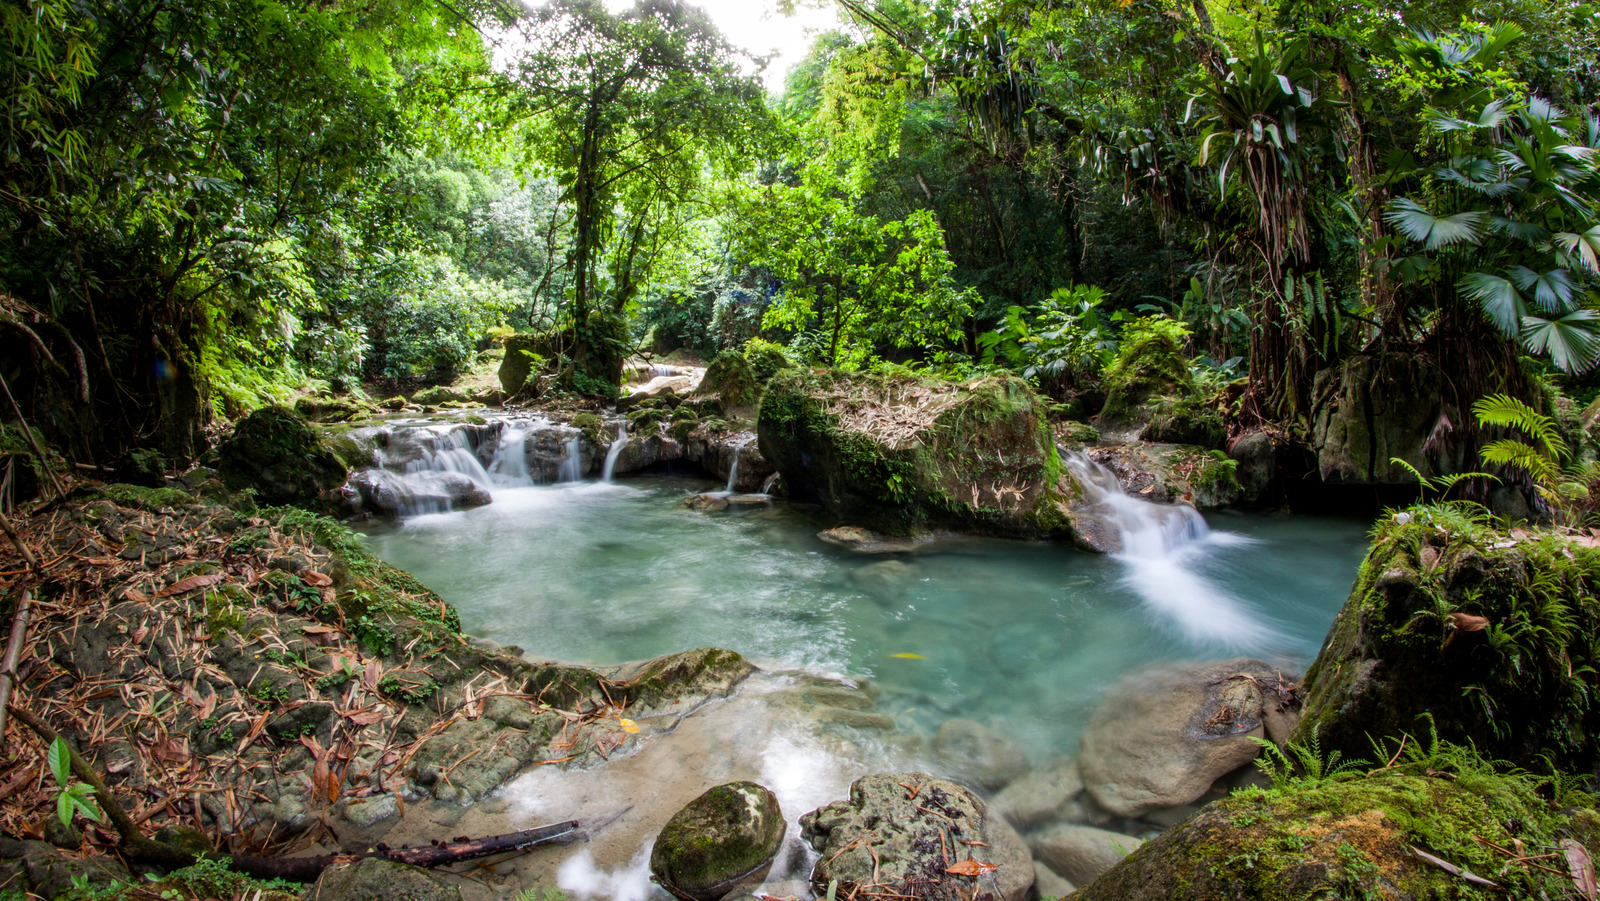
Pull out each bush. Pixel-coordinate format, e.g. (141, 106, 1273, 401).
(743, 337, 796, 384)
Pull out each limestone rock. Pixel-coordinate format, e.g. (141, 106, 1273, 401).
(650, 781, 785, 901)
(411, 385, 470, 406)
(620, 375, 696, 411)
(991, 758, 1084, 829)
(214, 406, 346, 508)
(1227, 430, 1276, 505)
(934, 718, 1030, 791)
(759, 371, 1083, 539)
(1033, 861, 1076, 899)
(312, 857, 462, 901)
(1311, 353, 1462, 485)
(800, 773, 1033, 901)
(1079, 660, 1298, 818)
(1031, 825, 1144, 887)
(818, 526, 924, 554)
(349, 469, 491, 516)
(686, 493, 729, 512)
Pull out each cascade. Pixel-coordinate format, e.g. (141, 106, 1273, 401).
(1063, 450, 1278, 648)
(725, 442, 743, 492)
(558, 434, 584, 482)
(602, 428, 628, 482)
(488, 424, 532, 486)
(402, 427, 493, 486)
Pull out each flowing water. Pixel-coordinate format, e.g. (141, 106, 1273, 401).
(358, 472, 1370, 761)
(355, 445, 1373, 897)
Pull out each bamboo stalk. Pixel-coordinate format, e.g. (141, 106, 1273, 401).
(0, 590, 32, 738)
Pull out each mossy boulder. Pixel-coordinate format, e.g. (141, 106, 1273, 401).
(650, 782, 785, 901)
(694, 350, 760, 413)
(1310, 353, 1464, 484)
(742, 339, 795, 385)
(1140, 396, 1225, 448)
(312, 857, 463, 901)
(294, 395, 363, 423)
(116, 447, 167, 487)
(1292, 508, 1600, 772)
(1101, 317, 1195, 424)
(757, 371, 1081, 538)
(214, 407, 346, 508)
(498, 333, 554, 395)
(1073, 760, 1600, 901)
(410, 385, 469, 406)
(801, 773, 1034, 901)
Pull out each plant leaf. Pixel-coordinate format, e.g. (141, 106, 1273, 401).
(1458, 272, 1524, 335)
(1522, 310, 1600, 374)
(1384, 198, 1487, 249)
(48, 738, 71, 786)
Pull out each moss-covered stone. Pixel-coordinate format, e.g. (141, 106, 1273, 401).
(1101, 317, 1195, 423)
(499, 334, 549, 396)
(294, 396, 363, 423)
(99, 482, 196, 511)
(1140, 396, 1225, 448)
(214, 407, 346, 509)
(1056, 421, 1100, 446)
(116, 447, 168, 487)
(742, 339, 795, 385)
(757, 370, 1081, 538)
(650, 782, 785, 901)
(1074, 754, 1600, 901)
(410, 385, 469, 406)
(695, 350, 761, 412)
(1292, 507, 1600, 772)
(1310, 353, 1463, 484)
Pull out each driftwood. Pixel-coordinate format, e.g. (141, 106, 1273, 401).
(6, 703, 585, 882)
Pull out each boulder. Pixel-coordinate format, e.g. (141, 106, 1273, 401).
(650, 781, 786, 901)
(620, 375, 697, 411)
(1293, 514, 1600, 772)
(694, 350, 761, 411)
(1139, 397, 1225, 448)
(934, 718, 1030, 791)
(295, 396, 363, 423)
(410, 385, 470, 406)
(117, 447, 167, 487)
(1031, 825, 1144, 887)
(499, 333, 555, 396)
(801, 773, 1033, 901)
(214, 406, 346, 508)
(686, 493, 730, 512)
(349, 469, 491, 516)
(991, 758, 1084, 829)
(1084, 444, 1241, 510)
(312, 857, 462, 901)
(1033, 861, 1076, 899)
(817, 526, 925, 554)
(1079, 660, 1299, 818)
(1070, 767, 1600, 901)
(759, 371, 1083, 538)
(1098, 317, 1196, 429)
(1310, 353, 1465, 485)
(1226, 430, 1276, 505)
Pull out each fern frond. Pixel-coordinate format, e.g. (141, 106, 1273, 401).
(1472, 393, 1569, 460)
(1390, 457, 1428, 490)
(1480, 438, 1561, 485)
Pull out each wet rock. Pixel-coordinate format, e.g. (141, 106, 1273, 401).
(1311, 352, 1458, 485)
(1083, 443, 1240, 510)
(621, 647, 755, 719)
(1031, 824, 1144, 886)
(801, 773, 1033, 901)
(1139, 397, 1225, 449)
(815, 706, 897, 731)
(759, 371, 1084, 539)
(991, 758, 1084, 828)
(295, 396, 363, 423)
(650, 781, 785, 901)
(817, 526, 924, 554)
(214, 406, 347, 508)
(1, 839, 129, 898)
(934, 718, 1030, 791)
(411, 385, 470, 406)
(686, 493, 729, 512)
(312, 857, 463, 901)
(1033, 861, 1076, 899)
(619, 375, 696, 411)
(1079, 660, 1298, 818)
(350, 469, 491, 515)
(1227, 430, 1276, 505)
(693, 350, 761, 413)
(117, 447, 167, 487)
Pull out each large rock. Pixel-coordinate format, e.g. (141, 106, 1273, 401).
(694, 350, 761, 412)
(1084, 443, 1241, 510)
(934, 718, 1030, 791)
(1079, 660, 1299, 818)
(214, 406, 346, 508)
(1071, 768, 1600, 901)
(348, 469, 491, 515)
(312, 857, 462, 901)
(1310, 353, 1465, 485)
(650, 781, 785, 901)
(1031, 825, 1144, 886)
(801, 773, 1033, 901)
(619, 375, 697, 412)
(991, 758, 1084, 829)
(759, 371, 1083, 538)
(1293, 515, 1600, 772)
(1226, 430, 1276, 505)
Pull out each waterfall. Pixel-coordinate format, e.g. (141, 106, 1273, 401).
(402, 428, 492, 486)
(602, 428, 628, 483)
(1063, 450, 1277, 648)
(487, 424, 531, 486)
(558, 434, 583, 482)
(725, 443, 742, 492)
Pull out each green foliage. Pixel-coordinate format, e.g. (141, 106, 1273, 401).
(743, 338, 797, 384)
(979, 285, 1114, 395)
(47, 738, 102, 828)
(1250, 727, 1366, 792)
(1473, 393, 1589, 513)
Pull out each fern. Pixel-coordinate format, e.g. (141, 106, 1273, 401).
(1473, 393, 1569, 460)
(1389, 457, 1498, 497)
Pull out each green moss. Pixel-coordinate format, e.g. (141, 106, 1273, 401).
(697, 349, 761, 408)
(743, 338, 796, 385)
(1141, 395, 1225, 447)
(1190, 450, 1240, 496)
(1057, 421, 1100, 445)
(214, 406, 346, 509)
(649, 781, 783, 892)
(100, 482, 194, 510)
(1102, 316, 1196, 422)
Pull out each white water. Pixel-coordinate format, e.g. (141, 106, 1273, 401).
(725, 441, 743, 492)
(1064, 450, 1281, 648)
(602, 428, 628, 483)
(488, 425, 531, 486)
(558, 434, 583, 482)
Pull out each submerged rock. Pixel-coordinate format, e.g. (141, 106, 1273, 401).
(1084, 443, 1241, 510)
(650, 781, 785, 901)
(1079, 660, 1299, 818)
(1031, 824, 1144, 886)
(818, 526, 925, 554)
(934, 718, 1030, 791)
(349, 469, 491, 515)
(686, 493, 729, 512)
(801, 773, 1034, 901)
(759, 371, 1084, 539)
(991, 758, 1084, 829)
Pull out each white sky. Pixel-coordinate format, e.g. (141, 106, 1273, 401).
(602, 0, 844, 92)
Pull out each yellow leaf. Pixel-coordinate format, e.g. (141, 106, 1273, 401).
(890, 653, 926, 660)
(618, 718, 640, 734)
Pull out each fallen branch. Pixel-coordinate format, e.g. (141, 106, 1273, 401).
(0, 590, 34, 739)
(0, 508, 38, 570)
(0, 370, 66, 500)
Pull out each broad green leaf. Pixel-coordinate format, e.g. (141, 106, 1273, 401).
(1459, 272, 1524, 334)
(1509, 266, 1576, 313)
(1384, 198, 1487, 250)
(48, 738, 70, 786)
(1521, 310, 1600, 373)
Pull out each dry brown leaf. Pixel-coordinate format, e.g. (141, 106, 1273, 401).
(123, 587, 150, 604)
(151, 738, 189, 763)
(945, 859, 999, 877)
(342, 709, 385, 726)
(1448, 613, 1489, 632)
(1563, 839, 1597, 900)
(302, 571, 333, 587)
(155, 573, 223, 597)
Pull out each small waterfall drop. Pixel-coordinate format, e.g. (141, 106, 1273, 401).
(725, 442, 743, 493)
(1064, 450, 1277, 648)
(602, 428, 628, 483)
(488, 424, 531, 486)
(558, 434, 583, 483)
(404, 428, 492, 486)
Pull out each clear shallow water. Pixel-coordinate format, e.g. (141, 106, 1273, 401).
(357, 475, 1373, 761)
